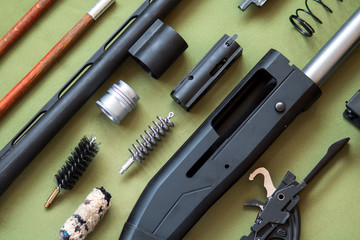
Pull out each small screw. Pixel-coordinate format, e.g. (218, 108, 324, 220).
(275, 102, 285, 112)
(276, 228, 287, 237)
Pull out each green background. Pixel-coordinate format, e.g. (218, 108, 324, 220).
(1, 0, 360, 239)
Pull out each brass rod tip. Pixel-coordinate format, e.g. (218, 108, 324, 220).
(45, 187, 60, 208)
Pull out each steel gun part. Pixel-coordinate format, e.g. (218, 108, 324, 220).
(241, 137, 349, 240)
(239, 0, 269, 11)
(343, 90, 360, 129)
(119, 9, 360, 240)
(96, 80, 140, 124)
(289, 0, 343, 38)
(171, 34, 243, 111)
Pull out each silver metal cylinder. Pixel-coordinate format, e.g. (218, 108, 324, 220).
(96, 80, 139, 124)
(303, 8, 360, 86)
(88, 0, 115, 20)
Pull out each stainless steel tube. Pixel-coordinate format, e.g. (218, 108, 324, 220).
(303, 8, 360, 86)
(88, 0, 115, 20)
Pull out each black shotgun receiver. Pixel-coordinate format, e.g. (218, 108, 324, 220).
(119, 49, 321, 239)
(119, 8, 360, 240)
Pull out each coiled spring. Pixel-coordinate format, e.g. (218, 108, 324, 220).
(290, 0, 343, 37)
(119, 112, 175, 174)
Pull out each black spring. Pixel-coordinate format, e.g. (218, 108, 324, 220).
(289, 0, 343, 37)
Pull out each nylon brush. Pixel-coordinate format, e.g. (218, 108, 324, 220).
(44, 136, 99, 208)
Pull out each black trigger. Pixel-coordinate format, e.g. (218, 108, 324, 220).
(244, 199, 265, 210)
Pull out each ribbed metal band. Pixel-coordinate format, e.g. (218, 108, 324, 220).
(88, 0, 115, 20)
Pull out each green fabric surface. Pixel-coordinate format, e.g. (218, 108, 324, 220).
(1, 0, 360, 239)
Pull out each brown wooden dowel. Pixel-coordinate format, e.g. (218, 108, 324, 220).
(0, 0, 56, 57)
(0, 13, 95, 118)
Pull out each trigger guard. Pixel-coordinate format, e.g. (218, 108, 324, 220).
(267, 206, 300, 240)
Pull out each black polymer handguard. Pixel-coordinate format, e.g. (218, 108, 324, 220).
(119, 49, 321, 240)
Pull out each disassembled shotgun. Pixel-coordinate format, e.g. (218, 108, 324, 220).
(241, 137, 349, 240)
(119, 8, 360, 240)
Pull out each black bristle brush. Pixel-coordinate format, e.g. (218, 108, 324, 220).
(44, 136, 99, 208)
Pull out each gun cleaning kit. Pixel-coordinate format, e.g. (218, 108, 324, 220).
(0, 0, 359, 240)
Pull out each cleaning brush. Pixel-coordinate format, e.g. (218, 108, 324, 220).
(45, 136, 99, 208)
